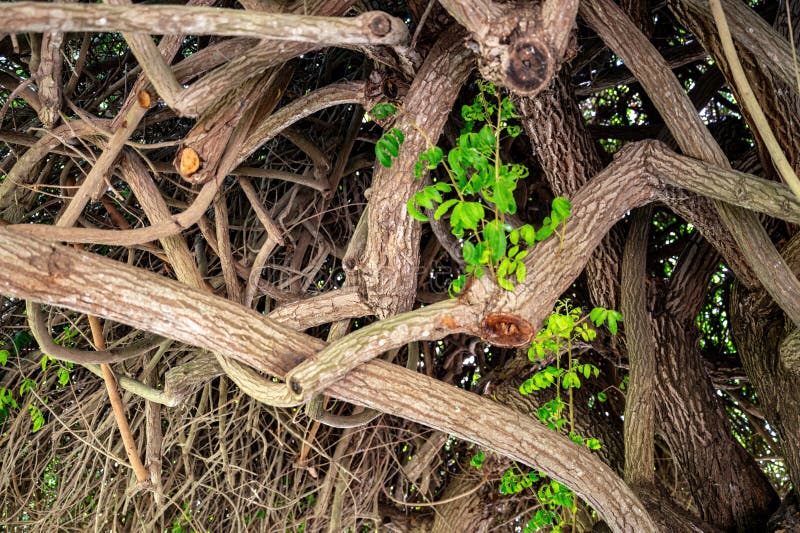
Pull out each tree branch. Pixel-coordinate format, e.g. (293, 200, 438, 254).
(5, 4, 410, 46)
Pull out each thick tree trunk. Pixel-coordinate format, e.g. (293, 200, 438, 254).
(650, 237, 779, 529)
(731, 235, 800, 498)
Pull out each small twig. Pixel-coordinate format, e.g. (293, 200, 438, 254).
(87, 313, 150, 485)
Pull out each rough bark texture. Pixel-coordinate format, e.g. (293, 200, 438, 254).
(732, 235, 800, 497)
(517, 72, 623, 310)
(620, 208, 656, 489)
(362, 27, 473, 318)
(3, 0, 800, 530)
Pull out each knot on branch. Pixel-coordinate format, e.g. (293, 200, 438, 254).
(366, 12, 393, 37)
(504, 40, 553, 95)
(480, 312, 533, 347)
(174, 146, 205, 184)
(780, 328, 800, 375)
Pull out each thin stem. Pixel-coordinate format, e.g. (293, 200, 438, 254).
(568, 335, 574, 436)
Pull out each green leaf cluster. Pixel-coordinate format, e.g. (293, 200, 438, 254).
(520, 301, 622, 455)
(523, 479, 575, 533)
(589, 307, 623, 334)
(370, 81, 572, 295)
(469, 450, 485, 469)
(374, 127, 404, 168)
(499, 468, 541, 495)
(500, 465, 577, 533)
(0, 328, 74, 432)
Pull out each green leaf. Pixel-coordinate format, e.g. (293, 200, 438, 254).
(433, 181, 452, 193)
(519, 224, 536, 246)
(58, 368, 70, 386)
(417, 186, 441, 209)
(390, 127, 405, 145)
(406, 199, 429, 222)
(0, 349, 9, 366)
(499, 96, 518, 120)
(375, 144, 393, 168)
(478, 124, 496, 153)
(12, 330, 32, 352)
(0, 388, 16, 408)
(498, 276, 515, 291)
(28, 404, 44, 433)
(41, 355, 48, 373)
(19, 378, 36, 397)
(449, 275, 467, 297)
(485, 177, 516, 214)
(434, 198, 459, 220)
(515, 262, 526, 283)
(470, 451, 485, 468)
(589, 307, 608, 327)
(607, 314, 619, 334)
(563, 371, 581, 389)
(608, 310, 623, 335)
(535, 222, 555, 241)
(380, 134, 399, 158)
(451, 202, 484, 233)
(497, 258, 510, 278)
(413, 161, 424, 178)
(370, 103, 396, 120)
(462, 241, 478, 265)
(483, 220, 507, 262)
(551, 197, 571, 221)
(597, 391, 608, 403)
(586, 438, 602, 451)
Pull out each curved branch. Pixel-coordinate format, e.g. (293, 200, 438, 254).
(6, 82, 364, 246)
(5, 4, 410, 46)
(581, 0, 800, 325)
(333, 360, 657, 531)
(490, 140, 659, 326)
(27, 301, 164, 365)
(285, 300, 476, 403)
(0, 230, 656, 531)
(236, 81, 366, 170)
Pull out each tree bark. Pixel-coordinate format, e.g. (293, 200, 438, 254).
(732, 235, 800, 498)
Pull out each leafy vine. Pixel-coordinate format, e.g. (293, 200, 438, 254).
(371, 81, 571, 295)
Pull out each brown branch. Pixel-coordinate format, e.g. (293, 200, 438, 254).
(668, 0, 800, 94)
(620, 208, 656, 489)
(650, 146, 800, 224)
(285, 299, 478, 403)
(0, 120, 107, 215)
(581, 0, 800, 325)
(237, 81, 366, 166)
(26, 301, 163, 365)
(87, 314, 150, 485)
(5, 4, 410, 46)
(490, 140, 659, 327)
(362, 27, 473, 317)
(56, 92, 150, 226)
(0, 69, 41, 113)
(438, 0, 577, 95)
(0, 229, 656, 531)
(35, 30, 64, 129)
